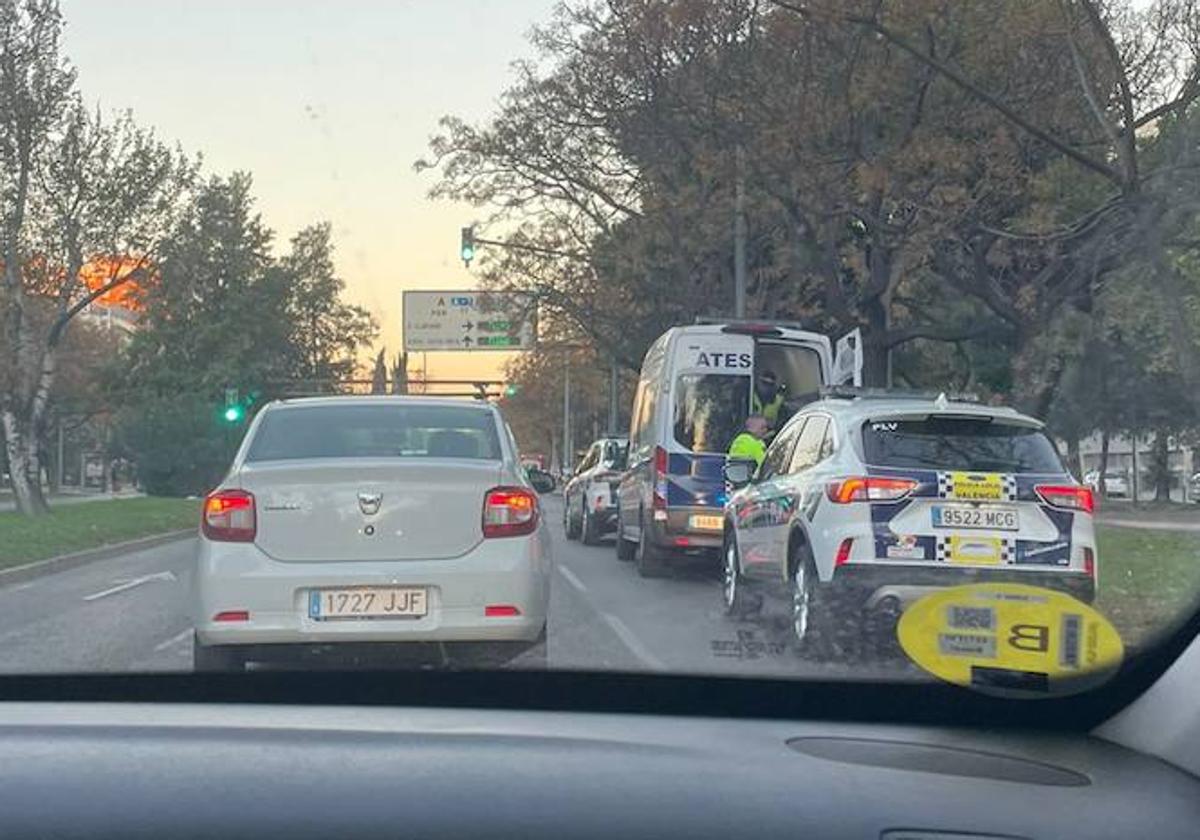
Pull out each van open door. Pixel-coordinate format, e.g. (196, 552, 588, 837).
(832, 328, 863, 386)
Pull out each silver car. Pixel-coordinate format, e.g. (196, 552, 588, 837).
(192, 397, 551, 671)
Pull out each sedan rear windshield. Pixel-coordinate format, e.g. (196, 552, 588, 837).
(861, 417, 1065, 474)
(246, 404, 502, 462)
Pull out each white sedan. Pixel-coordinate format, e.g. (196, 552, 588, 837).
(192, 396, 551, 671)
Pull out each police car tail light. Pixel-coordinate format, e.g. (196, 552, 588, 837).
(826, 477, 917, 504)
(652, 446, 668, 510)
(1035, 484, 1094, 515)
(202, 490, 257, 542)
(482, 487, 539, 538)
(834, 538, 854, 567)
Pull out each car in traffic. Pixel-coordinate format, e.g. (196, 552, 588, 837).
(1084, 470, 1131, 498)
(563, 436, 628, 544)
(193, 396, 551, 671)
(616, 320, 861, 577)
(721, 390, 1098, 659)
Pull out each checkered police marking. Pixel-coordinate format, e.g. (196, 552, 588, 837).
(936, 472, 1017, 501)
(935, 536, 1016, 564)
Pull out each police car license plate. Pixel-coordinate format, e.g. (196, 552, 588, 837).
(309, 587, 428, 620)
(932, 505, 1018, 531)
(689, 514, 724, 531)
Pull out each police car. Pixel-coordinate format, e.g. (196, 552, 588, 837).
(720, 390, 1097, 658)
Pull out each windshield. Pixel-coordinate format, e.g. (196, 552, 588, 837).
(246, 405, 502, 462)
(674, 374, 751, 453)
(862, 418, 1066, 473)
(1, 0, 1198, 706)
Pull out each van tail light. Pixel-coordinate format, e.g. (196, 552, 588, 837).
(826, 477, 918, 504)
(1035, 484, 1094, 515)
(652, 445, 668, 510)
(1083, 548, 1096, 579)
(482, 487, 539, 538)
(202, 490, 256, 542)
(835, 538, 854, 567)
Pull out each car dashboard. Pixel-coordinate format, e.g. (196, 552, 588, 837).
(0, 691, 1196, 839)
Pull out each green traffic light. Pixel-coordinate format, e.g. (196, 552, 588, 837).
(223, 406, 243, 423)
(504, 384, 518, 397)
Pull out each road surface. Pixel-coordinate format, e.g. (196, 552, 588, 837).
(0, 496, 917, 679)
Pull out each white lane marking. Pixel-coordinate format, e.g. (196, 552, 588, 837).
(557, 566, 587, 593)
(601, 612, 667, 671)
(83, 570, 177, 602)
(153, 628, 193, 652)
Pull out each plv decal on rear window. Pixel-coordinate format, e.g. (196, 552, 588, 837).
(897, 583, 1124, 698)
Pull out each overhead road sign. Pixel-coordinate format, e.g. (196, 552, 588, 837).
(402, 290, 536, 352)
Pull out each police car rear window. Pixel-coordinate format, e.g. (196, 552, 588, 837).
(861, 417, 1065, 473)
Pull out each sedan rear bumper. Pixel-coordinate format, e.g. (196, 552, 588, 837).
(194, 534, 550, 647)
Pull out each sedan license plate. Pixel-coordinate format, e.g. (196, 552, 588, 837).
(309, 587, 428, 620)
(689, 514, 724, 531)
(932, 505, 1018, 531)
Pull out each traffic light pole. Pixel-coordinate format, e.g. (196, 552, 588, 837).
(562, 362, 571, 476)
(608, 360, 618, 435)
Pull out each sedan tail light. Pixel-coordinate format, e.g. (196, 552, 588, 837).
(826, 476, 918, 504)
(1035, 484, 1095, 515)
(483, 487, 539, 538)
(202, 489, 256, 542)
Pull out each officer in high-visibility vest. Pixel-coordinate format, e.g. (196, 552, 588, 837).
(751, 369, 785, 426)
(728, 415, 770, 468)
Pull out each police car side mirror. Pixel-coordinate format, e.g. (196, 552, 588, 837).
(724, 459, 755, 489)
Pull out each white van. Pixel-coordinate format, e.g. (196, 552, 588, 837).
(615, 320, 860, 577)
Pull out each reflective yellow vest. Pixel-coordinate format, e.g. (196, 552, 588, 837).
(728, 432, 766, 467)
(751, 391, 785, 424)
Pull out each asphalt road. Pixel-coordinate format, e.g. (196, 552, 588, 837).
(0, 495, 918, 679)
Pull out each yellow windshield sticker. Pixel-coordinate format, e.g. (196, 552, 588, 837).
(948, 472, 1003, 500)
(897, 583, 1124, 698)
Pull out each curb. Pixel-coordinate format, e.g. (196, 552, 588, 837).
(0, 530, 196, 587)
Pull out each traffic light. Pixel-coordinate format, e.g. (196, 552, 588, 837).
(460, 226, 476, 267)
(222, 387, 245, 424)
(504, 384, 519, 398)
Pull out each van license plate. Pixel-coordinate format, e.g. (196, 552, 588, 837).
(689, 514, 724, 531)
(309, 587, 428, 620)
(932, 505, 1018, 531)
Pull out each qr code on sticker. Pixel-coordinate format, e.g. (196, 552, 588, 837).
(947, 605, 995, 631)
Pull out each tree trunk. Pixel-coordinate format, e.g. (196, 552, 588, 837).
(1066, 433, 1083, 482)
(1, 410, 49, 516)
(1098, 428, 1110, 500)
(1152, 428, 1171, 502)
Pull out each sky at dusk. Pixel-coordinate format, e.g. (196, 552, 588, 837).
(61, 0, 559, 382)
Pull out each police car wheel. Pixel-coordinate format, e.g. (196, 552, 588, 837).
(615, 518, 636, 562)
(581, 506, 600, 546)
(722, 533, 759, 618)
(564, 496, 582, 540)
(789, 555, 834, 660)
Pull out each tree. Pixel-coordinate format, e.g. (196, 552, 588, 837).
(280, 223, 376, 385)
(116, 174, 293, 495)
(1, 0, 192, 515)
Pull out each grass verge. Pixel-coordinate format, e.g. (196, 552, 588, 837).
(1096, 524, 1200, 647)
(0, 497, 199, 568)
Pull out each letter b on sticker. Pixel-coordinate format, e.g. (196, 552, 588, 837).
(1007, 624, 1050, 652)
